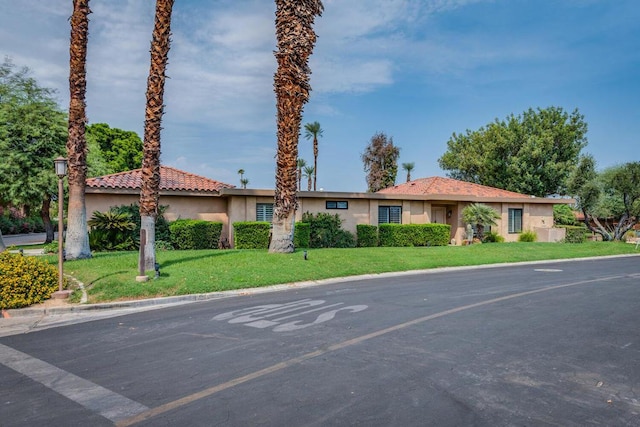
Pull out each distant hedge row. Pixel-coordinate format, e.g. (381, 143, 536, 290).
(169, 219, 222, 250)
(233, 221, 451, 249)
(233, 221, 311, 249)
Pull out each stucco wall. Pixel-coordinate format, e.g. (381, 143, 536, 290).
(86, 192, 229, 237)
(86, 190, 559, 247)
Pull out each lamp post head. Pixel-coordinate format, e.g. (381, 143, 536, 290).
(54, 157, 68, 178)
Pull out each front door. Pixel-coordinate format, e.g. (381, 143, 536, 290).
(432, 207, 446, 224)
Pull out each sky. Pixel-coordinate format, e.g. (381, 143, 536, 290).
(0, 0, 638, 192)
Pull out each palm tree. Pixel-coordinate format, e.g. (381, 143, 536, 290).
(65, 0, 92, 260)
(238, 168, 245, 185)
(270, 0, 323, 253)
(402, 162, 415, 182)
(303, 165, 315, 191)
(139, 0, 174, 273)
(304, 121, 323, 191)
(296, 158, 306, 191)
(461, 203, 501, 241)
(240, 178, 249, 189)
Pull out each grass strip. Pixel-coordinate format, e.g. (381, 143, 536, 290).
(47, 242, 638, 303)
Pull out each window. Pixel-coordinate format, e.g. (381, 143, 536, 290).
(256, 203, 273, 222)
(378, 206, 402, 224)
(326, 200, 348, 210)
(508, 208, 523, 233)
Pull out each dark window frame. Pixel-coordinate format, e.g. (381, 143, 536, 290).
(378, 206, 402, 224)
(326, 200, 348, 210)
(508, 208, 523, 233)
(256, 203, 274, 222)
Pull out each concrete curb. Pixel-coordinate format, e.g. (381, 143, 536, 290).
(3, 253, 638, 320)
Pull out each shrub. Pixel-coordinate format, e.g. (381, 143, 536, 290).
(294, 222, 311, 249)
(0, 252, 63, 309)
(0, 216, 16, 234)
(301, 212, 355, 248)
(553, 204, 578, 226)
(113, 203, 171, 243)
(88, 211, 137, 251)
(557, 225, 588, 243)
(170, 219, 223, 250)
(378, 223, 450, 247)
(483, 231, 505, 243)
(357, 224, 378, 247)
(518, 230, 538, 242)
(234, 222, 270, 249)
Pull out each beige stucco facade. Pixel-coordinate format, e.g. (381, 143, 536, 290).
(86, 187, 565, 247)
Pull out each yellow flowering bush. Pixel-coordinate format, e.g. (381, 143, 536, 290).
(0, 252, 63, 309)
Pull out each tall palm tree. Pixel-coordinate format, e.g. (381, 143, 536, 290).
(402, 162, 415, 182)
(139, 0, 174, 273)
(240, 178, 249, 189)
(304, 121, 323, 191)
(238, 168, 245, 185)
(303, 165, 315, 191)
(270, 0, 323, 253)
(296, 158, 306, 191)
(461, 203, 501, 241)
(65, 0, 92, 260)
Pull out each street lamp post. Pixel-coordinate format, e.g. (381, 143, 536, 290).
(53, 157, 70, 298)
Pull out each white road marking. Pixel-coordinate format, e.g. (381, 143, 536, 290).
(534, 268, 563, 272)
(213, 299, 369, 332)
(0, 343, 148, 423)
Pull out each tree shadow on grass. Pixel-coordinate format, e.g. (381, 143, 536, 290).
(157, 249, 241, 268)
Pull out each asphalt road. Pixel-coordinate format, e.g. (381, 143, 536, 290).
(1, 256, 639, 426)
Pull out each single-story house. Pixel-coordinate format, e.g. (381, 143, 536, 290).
(86, 166, 572, 246)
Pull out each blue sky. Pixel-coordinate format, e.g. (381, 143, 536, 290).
(0, 0, 638, 192)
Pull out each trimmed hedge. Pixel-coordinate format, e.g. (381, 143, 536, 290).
(294, 222, 311, 249)
(378, 223, 450, 247)
(0, 252, 63, 309)
(234, 221, 270, 249)
(357, 224, 378, 247)
(557, 225, 588, 243)
(169, 219, 222, 249)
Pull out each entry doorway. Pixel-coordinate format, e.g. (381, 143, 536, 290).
(432, 207, 446, 224)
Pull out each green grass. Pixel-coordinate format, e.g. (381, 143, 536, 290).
(48, 242, 638, 303)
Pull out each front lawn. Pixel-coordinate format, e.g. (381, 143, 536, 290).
(50, 242, 639, 303)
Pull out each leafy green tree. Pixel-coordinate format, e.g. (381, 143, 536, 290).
(0, 59, 67, 244)
(362, 132, 400, 192)
(461, 203, 500, 241)
(567, 156, 640, 240)
(438, 107, 588, 197)
(86, 123, 142, 176)
(553, 204, 577, 226)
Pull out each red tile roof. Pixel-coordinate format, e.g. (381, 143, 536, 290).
(377, 177, 531, 198)
(86, 166, 235, 193)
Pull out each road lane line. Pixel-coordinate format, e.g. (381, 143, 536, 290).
(117, 273, 626, 426)
(0, 343, 149, 423)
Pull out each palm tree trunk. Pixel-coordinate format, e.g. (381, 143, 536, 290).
(65, 0, 92, 260)
(313, 137, 318, 191)
(139, 0, 174, 272)
(270, 0, 323, 253)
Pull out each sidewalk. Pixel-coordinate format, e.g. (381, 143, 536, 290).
(2, 232, 54, 247)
